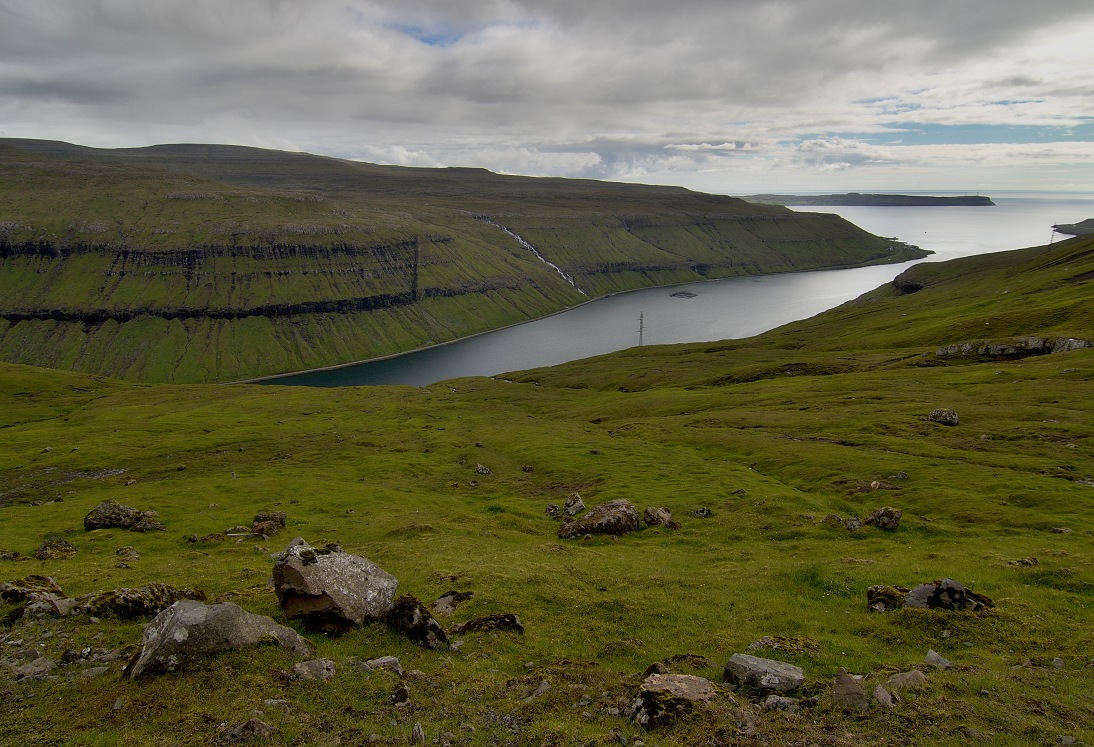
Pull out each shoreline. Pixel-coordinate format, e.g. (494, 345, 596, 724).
(234, 248, 928, 386)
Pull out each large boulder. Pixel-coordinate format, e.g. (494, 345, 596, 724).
(272, 539, 398, 631)
(903, 578, 993, 612)
(631, 673, 717, 727)
(84, 499, 162, 531)
(557, 499, 639, 539)
(125, 600, 313, 679)
(723, 654, 804, 694)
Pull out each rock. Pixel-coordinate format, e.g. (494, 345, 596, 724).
(904, 579, 993, 612)
(386, 595, 448, 650)
(723, 654, 804, 694)
(692, 508, 713, 518)
(631, 673, 717, 727)
(362, 656, 404, 676)
(252, 511, 287, 532)
(431, 590, 473, 616)
(823, 513, 844, 526)
(564, 495, 585, 516)
(450, 613, 524, 635)
(34, 538, 76, 560)
(411, 722, 425, 744)
(0, 549, 22, 560)
(0, 574, 64, 602)
(866, 584, 909, 612)
(1053, 657, 1065, 669)
(131, 517, 167, 533)
(545, 504, 561, 518)
(115, 546, 140, 561)
(643, 507, 674, 528)
(77, 583, 207, 620)
(19, 592, 79, 619)
(475, 463, 492, 476)
(272, 539, 398, 631)
(1050, 527, 1073, 534)
(558, 499, 639, 539)
(885, 669, 927, 691)
(293, 659, 335, 681)
(391, 683, 411, 706)
(762, 695, 799, 714)
(832, 667, 869, 712)
(873, 685, 895, 708)
(83, 499, 161, 531)
(928, 408, 959, 426)
(13, 656, 57, 680)
(523, 680, 551, 703)
(864, 507, 903, 531)
(844, 516, 862, 532)
(125, 600, 313, 679)
(522, 465, 534, 473)
(222, 718, 276, 743)
(925, 649, 952, 669)
(251, 521, 281, 538)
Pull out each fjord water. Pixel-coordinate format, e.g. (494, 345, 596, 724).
(267, 195, 1092, 387)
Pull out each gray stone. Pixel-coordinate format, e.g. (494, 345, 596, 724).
(864, 507, 903, 531)
(885, 669, 928, 691)
(873, 685, 895, 708)
(904, 578, 993, 612)
(475, 463, 492, 476)
(84, 500, 159, 531)
(362, 656, 404, 676)
(564, 495, 586, 516)
(643, 507, 673, 528)
(0, 575, 63, 602)
(224, 718, 276, 743)
(762, 695, 799, 714)
(125, 600, 313, 679)
(34, 538, 76, 560)
(411, 722, 425, 744)
(928, 408, 959, 426)
(631, 673, 716, 727)
(272, 539, 398, 631)
(832, 667, 869, 712)
(558, 499, 639, 539)
(431, 590, 472, 616)
(386, 595, 448, 650)
(523, 680, 551, 703)
(293, 659, 335, 681)
(925, 649, 952, 669)
(844, 517, 862, 532)
(13, 656, 56, 680)
(724, 654, 804, 693)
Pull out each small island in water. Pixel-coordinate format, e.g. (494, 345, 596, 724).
(745, 192, 995, 207)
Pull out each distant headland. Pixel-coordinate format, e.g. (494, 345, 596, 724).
(1052, 218, 1094, 236)
(744, 193, 995, 207)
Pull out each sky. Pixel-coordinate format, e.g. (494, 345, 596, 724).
(2, 0, 1093, 194)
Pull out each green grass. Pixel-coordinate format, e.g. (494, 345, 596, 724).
(0, 235, 1091, 745)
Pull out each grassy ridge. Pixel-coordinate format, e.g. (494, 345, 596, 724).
(0, 237, 1090, 745)
(0, 140, 924, 383)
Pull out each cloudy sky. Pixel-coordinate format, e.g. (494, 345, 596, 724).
(2, 0, 1093, 193)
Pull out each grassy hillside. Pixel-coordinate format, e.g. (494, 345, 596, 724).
(0, 236, 1090, 746)
(0, 140, 924, 383)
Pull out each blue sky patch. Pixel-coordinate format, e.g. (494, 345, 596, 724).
(800, 121, 1094, 146)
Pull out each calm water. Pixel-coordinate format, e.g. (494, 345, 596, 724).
(264, 195, 1092, 387)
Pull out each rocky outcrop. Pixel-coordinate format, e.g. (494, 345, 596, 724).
(0, 575, 63, 602)
(864, 507, 902, 531)
(252, 511, 287, 537)
(928, 408, 959, 426)
(723, 654, 804, 694)
(271, 539, 398, 631)
(125, 600, 314, 679)
(936, 337, 1090, 359)
(557, 499, 639, 539)
(631, 673, 717, 727)
(868, 578, 993, 612)
(83, 499, 165, 532)
(77, 583, 207, 620)
(643, 506, 678, 529)
(34, 538, 76, 560)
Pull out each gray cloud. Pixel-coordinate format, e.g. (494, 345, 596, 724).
(1, 0, 1092, 191)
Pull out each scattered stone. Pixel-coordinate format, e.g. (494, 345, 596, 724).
(558, 499, 639, 539)
(125, 600, 314, 679)
(293, 659, 335, 681)
(885, 670, 928, 691)
(866, 585, 909, 613)
(643, 507, 677, 529)
(272, 539, 398, 631)
(522, 465, 534, 473)
(564, 495, 586, 516)
(77, 583, 206, 620)
(83, 500, 161, 532)
(411, 722, 425, 744)
(386, 595, 448, 650)
(844, 516, 862, 532)
(475, 463, 492, 476)
(523, 680, 551, 703)
(724, 654, 804, 694)
(1006, 557, 1038, 567)
(18, 592, 79, 619)
(545, 504, 561, 518)
(904, 579, 993, 612)
(925, 649, 952, 670)
(450, 613, 524, 635)
(13, 656, 57, 680)
(873, 685, 895, 708)
(1050, 527, 1073, 534)
(0, 575, 63, 602)
(34, 538, 76, 560)
(115, 546, 140, 561)
(928, 408, 959, 426)
(131, 517, 167, 533)
(832, 667, 869, 712)
(762, 695, 799, 714)
(391, 683, 411, 706)
(1053, 657, 1065, 669)
(0, 549, 22, 560)
(362, 656, 404, 676)
(864, 507, 903, 531)
(823, 513, 844, 526)
(431, 590, 473, 617)
(959, 726, 982, 739)
(222, 718, 276, 744)
(691, 508, 712, 518)
(631, 673, 716, 727)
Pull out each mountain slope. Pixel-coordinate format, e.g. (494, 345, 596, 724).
(0, 140, 924, 382)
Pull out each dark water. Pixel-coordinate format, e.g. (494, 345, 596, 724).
(263, 195, 1092, 388)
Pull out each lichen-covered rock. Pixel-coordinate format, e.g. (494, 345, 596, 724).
(0, 575, 63, 602)
(903, 578, 993, 612)
(631, 673, 717, 727)
(643, 507, 675, 528)
(564, 495, 585, 516)
(723, 654, 804, 694)
(558, 499, 639, 539)
(0, 549, 22, 561)
(928, 408, 959, 426)
(253, 511, 287, 530)
(866, 584, 910, 612)
(272, 539, 397, 631)
(865, 506, 903, 531)
(125, 600, 313, 679)
(450, 613, 524, 635)
(77, 583, 207, 620)
(34, 538, 76, 560)
(84, 499, 161, 531)
(386, 595, 448, 650)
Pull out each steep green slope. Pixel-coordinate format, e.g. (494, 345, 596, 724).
(0, 237, 1090, 746)
(0, 140, 924, 383)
